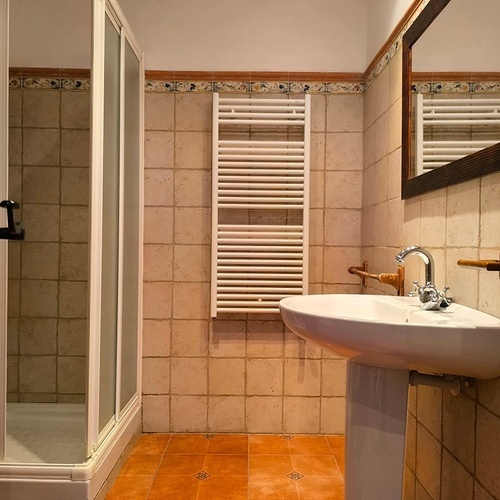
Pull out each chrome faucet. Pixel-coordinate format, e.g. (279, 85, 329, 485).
(396, 246, 452, 311)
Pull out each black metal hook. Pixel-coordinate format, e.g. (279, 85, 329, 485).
(0, 200, 25, 240)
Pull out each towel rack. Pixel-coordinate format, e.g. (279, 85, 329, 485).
(211, 94, 311, 316)
(414, 94, 500, 175)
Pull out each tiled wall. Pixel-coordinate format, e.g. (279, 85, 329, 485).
(362, 50, 500, 500)
(142, 91, 363, 434)
(7, 86, 89, 402)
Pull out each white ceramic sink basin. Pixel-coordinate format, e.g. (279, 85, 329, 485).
(280, 294, 500, 379)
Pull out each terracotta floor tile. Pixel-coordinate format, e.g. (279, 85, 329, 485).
(292, 455, 341, 476)
(288, 436, 332, 455)
(327, 436, 345, 475)
(249, 454, 294, 476)
(207, 434, 248, 454)
(147, 475, 200, 500)
(165, 434, 210, 454)
(157, 454, 206, 475)
(249, 434, 290, 454)
(120, 454, 163, 476)
(296, 475, 345, 499)
(197, 475, 248, 500)
(106, 474, 153, 499)
(249, 476, 299, 499)
(203, 454, 248, 475)
(132, 434, 170, 455)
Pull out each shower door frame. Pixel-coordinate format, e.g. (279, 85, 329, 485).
(0, 0, 8, 461)
(88, 0, 144, 457)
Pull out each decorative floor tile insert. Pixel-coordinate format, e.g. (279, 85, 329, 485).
(193, 471, 211, 480)
(106, 433, 345, 499)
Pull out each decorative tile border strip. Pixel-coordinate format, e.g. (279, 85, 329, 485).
(412, 81, 500, 94)
(9, 77, 90, 90)
(144, 79, 364, 94)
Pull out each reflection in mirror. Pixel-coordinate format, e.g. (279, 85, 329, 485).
(402, 0, 500, 199)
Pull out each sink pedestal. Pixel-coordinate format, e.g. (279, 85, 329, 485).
(345, 361, 409, 500)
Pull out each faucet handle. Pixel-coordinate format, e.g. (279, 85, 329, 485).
(409, 280, 422, 297)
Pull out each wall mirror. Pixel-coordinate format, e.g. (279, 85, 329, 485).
(402, 0, 500, 199)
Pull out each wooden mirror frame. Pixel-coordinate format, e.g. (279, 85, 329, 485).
(401, 0, 500, 199)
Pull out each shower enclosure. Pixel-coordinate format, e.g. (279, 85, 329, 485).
(0, 0, 143, 497)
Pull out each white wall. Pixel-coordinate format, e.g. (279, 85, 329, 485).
(118, 0, 369, 72)
(9, 0, 91, 68)
(366, 0, 413, 64)
(412, 0, 500, 72)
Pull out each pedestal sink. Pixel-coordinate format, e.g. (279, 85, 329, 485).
(279, 294, 500, 500)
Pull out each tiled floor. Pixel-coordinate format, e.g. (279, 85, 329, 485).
(106, 433, 345, 499)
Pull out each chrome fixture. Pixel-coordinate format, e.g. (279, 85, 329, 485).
(396, 246, 452, 311)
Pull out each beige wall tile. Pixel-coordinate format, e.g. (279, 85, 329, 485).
(403, 465, 415, 500)
(389, 49, 403, 106)
(173, 244, 210, 282)
(446, 180, 480, 248)
(144, 206, 174, 244)
(143, 281, 172, 319)
(19, 355, 56, 393)
(320, 397, 345, 434)
(476, 407, 500, 499)
(209, 319, 247, 358)
(246, 396, 283, 433)
(480, 172, 500, 248)
(441, 450, 473, 500)
(246, 321, 284, 358)
(145, 93, 175, 131)
(144, 131, 174, 169)
(23, 204, 60, 242)
(144, 169, 174, 207)
(58, 319, 87, 356)
(142, 395, 170, 432)
(170, 395, 207, 432)
(60, 206, 88, 243)
(61, 129, 89, 167)
(61, 91, 90, 129)
(405, 412, 417, 473)
(326, 94, 363, 133)
(246, 358, 283, 396)
(23, 90, 60, 128)
(209, 358, 245, 395)
(171, 319, 208, 357)
(19, 318, 57, 355)
(22, 242, 59, 279)
(323, 246, 362, 284)
(60, 243, 88, 281)
(9, 165, 22, 201)
(283, 359, 321, 396)
(59, 281, 87, 318)
(143, 320, 171, 357)
(416, 386, 442, 441)
(8, 279, 20, 317)
(171, 357, 207, 394)
(21, 280, 58, 317)
(143, 244, 173, 282)
(142, 357, 170, 394)
(416, 424, 441, 500)
(57, 356, 86, 393)
(326, 132, 363, 171)
(175, 132, 212, 170)
(311, 95, 326, 132)
(324, 209, 361, 247)
(325, 171, 362, 209)
(61, 168, 89, 205)
(283, 396, 320, 434)
(172, 282, 210, 319)
(23, 167, 60, 204)
(208, 396, 245, 432)
(175, 93, 212, 131)
(9, 89, 22, 127)
(321, 359, 346, 397)
(174, 207, 211, 244)
(310, 132, 326, 171)
(474, 482, 495, 500)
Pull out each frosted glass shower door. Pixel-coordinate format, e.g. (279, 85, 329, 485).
(88, 0, 143, 455)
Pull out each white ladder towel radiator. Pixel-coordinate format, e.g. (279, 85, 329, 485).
(211, 94, 311, 316)
(414, 93, 500, 175)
